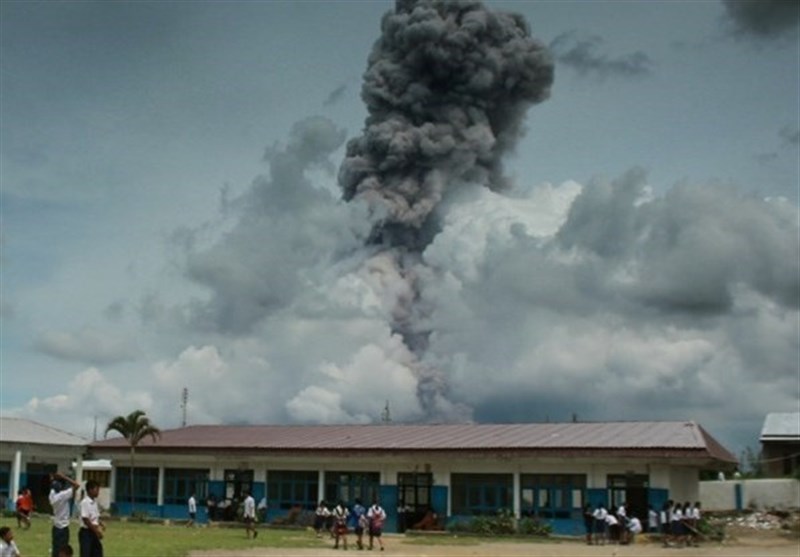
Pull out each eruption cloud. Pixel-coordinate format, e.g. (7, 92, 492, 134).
(339, 0, 554, 418)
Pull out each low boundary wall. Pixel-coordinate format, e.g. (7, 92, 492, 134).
(700, 479, 800, 511)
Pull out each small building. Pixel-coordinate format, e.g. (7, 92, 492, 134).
(0, 417, 88, 512)
(760, 412, 800, 478)
(90, 421, 736, 534)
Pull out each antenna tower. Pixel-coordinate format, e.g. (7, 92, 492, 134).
(181, 387, 188, 427)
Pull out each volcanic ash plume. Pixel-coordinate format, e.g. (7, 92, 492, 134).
(340, 0, 554, 250)
(339, 0, 554, 418)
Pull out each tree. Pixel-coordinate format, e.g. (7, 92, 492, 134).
(105, 410, 161, 512)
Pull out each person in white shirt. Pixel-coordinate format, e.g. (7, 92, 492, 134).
(257, 497, 268, 522)
(332, 501, 350, 550)
(79, 480, 104, 557)
(592, 505, 607, 545)
(367, 500, 387, 551)
(605, 512, 619, 544)
(627, 515, 643, 544)
(0, 527, 21, 557)
(314, 501, 331, 538)
(187, 494, 197, 527)
(242, 492, 257, 539)
(647, 505, 658, 533)
(49, 472, 80, 557)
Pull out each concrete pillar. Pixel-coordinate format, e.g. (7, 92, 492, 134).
(318, 470, 325, 503)
(157, 466, 165, 506)
(10, 450, 22, 510)
(513, 471, 521, 518)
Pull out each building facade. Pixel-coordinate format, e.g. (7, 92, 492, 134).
(760, 412, 800, 478)
(0, 417, 88, 512)
(90, 421, 736, 535)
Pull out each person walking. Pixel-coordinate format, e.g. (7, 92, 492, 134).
(352, 498, 367, 550)
(367, 499, 387, 551)
(332, 500, 350, 550)
(79, 480, 104, 557)
(49, 472, 81, 557)
(187, 494, 197, 527)
(243, 492, 257, 539)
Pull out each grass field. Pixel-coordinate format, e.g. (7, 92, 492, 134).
(0, 517, 326, 557)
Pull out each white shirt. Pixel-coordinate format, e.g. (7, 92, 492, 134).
(617, 506, 627, 518)
(629, 517, 643, 534)
(80, 495, 100, 527)
(50, 487, 75, 529)
(243, 495, 256, 519)
(692, 507, 701, 520)
(593, 507, 608, 520)
(605, 514, 618, 526)
(367, 504, 386, 525)
(648, 509, 658, 528)
(188, 496, 197, 513)
(257, 497, 267, 510)
(0, 540, 20, 557)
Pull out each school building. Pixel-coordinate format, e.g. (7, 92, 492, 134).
(0, 417, 88, 512)
(88, 421, 737, 535)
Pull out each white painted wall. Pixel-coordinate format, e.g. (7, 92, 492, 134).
(700, 479, 800, 511)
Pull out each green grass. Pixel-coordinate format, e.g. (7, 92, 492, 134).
(0, 517, 325, 557)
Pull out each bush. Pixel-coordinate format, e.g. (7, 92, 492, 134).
(445, 509, 550, 537)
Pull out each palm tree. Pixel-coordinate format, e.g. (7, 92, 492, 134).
(105, 410, 161, 513)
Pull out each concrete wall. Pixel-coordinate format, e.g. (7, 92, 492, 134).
(700, 479, 800, 511)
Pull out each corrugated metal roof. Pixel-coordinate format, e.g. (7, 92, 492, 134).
(0, 416, 88, 446)
(91, 421, 736, 462)
(760, 412, 800, 440)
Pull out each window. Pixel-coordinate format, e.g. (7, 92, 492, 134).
(397, 472, 432, 511)
(451, 473, 513, 516)
(164, 468, 208, 505)
(325, 472, 379, 506)
(83, 470, 111, 488)
(520, 474, 586, 519)
(115, 467, 158, 504)
(224, 469, 254, 502)
(0, 461, 10, 497)
(267, 470, 318, 510)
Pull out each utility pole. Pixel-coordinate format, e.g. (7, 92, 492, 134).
(380, 400, 391, 423)
(181, 387, 188, 427)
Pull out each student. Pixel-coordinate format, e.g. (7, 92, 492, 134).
(627, 515, 643, 544)
(660, 501, 671, 547)
(0, 527, 21, 557)
(352, 498, 367, 550)
(57, 545, 74, 557)
(689, 502, 702, 547)
(647, 504, 658, 533)
(79, 480, 104, 557)
(367, 499, 387, 551)
(332, 500, 350, 550)
(592, 504, 607, 545)
(582, 503, 593, 545)
(605, 511, 620, 544)
(187, 493, 197, 527)
(616, 503, 628, 544)
(314, 501, 330, 538)
(49, 472, 81, 557)
(15, 490, 32, 530)
(243, 492, 258, 539)
(257, 497, 268, 522)
(671, 501, 684, 547)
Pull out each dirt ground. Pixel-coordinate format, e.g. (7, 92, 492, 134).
(190, 532, 800, 557)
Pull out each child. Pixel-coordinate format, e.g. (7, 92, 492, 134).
(332, 500, 350, 550)
(0, 527, 21, 557)
(367, 499, 387, 551)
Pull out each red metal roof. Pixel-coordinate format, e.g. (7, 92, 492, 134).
(90, 421, 737, 463)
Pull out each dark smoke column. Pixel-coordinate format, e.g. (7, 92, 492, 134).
(339, 0, 553, 418)
(340, 0, 554, 250)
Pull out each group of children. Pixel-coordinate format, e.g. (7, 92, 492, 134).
(583, 502, 642, 545)
(583, 500, 703, 547)
(3, 475, 103, 557)
(655, 500, 703, 548)
(314, 499, 387, 551)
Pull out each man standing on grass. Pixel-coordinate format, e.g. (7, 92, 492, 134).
(187, 493, 197, 527)
(49, 472, 81, 557)
(243, 491, 258, 539)
(79, 480, 104, 557)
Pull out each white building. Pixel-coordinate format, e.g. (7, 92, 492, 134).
(0, 417, 87, 512)
(90, 421, 736, 534)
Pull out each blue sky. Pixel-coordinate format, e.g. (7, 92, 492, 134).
(1, 0, 798, 459)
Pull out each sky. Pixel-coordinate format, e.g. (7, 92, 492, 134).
(1, 0, 798, 460)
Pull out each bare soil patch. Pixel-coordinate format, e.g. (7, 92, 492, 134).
(190, 531, 800, 557)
